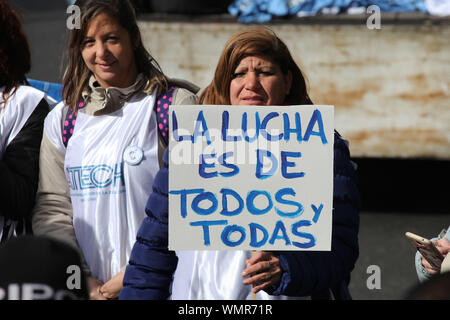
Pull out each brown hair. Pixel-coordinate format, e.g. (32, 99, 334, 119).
(62, 0, 168, 112)
(0, 0, 31, 107)
(198, 27, 312, 106)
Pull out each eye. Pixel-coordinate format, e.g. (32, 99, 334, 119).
(82, 39, 95, 47)
(107, 36, 119, 43)
(259, 70, 275, 76)
(232, 72, 245, 79)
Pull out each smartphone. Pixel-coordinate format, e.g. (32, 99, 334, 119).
(405, 232, 444, 271)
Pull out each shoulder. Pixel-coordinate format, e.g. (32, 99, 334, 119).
(333, 131, 360, 206)
(1, 85, 49, 129)
(0, 85, 51, 150)
(172, 87, 198, 105)
(334, 131, 349, 155)
(5, 85, 47, 114)
(16, 85, 58, 109)
(14, 85, 45, 101)
(45, 101, 66, 125)
(43, 102, 67, 154)
(333, 131, 354, 172)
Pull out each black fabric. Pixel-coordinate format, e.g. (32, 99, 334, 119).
(144, 0, 232, 14)
(265, 133, 360, 300)
(0, 235, 88, 300)
(0, 98, 49, 221)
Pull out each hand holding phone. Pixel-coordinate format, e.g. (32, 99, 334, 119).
(405, 232, 444, 271)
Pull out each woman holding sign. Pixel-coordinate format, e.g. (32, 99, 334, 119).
(121, 27, 359, 300)
(31, 0, 198, 299)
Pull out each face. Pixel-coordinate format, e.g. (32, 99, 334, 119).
(229, 55, 292, 106)
(81, 13, 137, 88)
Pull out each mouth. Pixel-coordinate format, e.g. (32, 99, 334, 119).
(96, 61, 115, 71)
(242, 96, 266, 105)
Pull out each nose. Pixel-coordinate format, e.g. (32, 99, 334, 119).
(243, 72, 259, 91)
(95, 41, 110, 60)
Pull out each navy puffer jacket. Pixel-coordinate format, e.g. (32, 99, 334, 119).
(120, 132, 360, 300)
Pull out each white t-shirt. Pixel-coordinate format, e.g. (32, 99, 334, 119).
(43, 90, 160, 282)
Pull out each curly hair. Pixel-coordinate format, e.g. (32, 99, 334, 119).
(0, 0, 31, 106)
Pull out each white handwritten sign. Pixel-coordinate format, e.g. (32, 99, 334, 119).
(168, 105, 334, 251)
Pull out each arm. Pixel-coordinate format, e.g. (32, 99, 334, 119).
(120, 149, 178, 300)
(31, 131, 91, 276)
(415, 227, 450, 282)
(266, 133, 360, 299)
(32, 131, 109, 299)
(0, 98, 49, 220)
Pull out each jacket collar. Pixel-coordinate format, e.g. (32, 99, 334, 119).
(82, 74, 146, 115)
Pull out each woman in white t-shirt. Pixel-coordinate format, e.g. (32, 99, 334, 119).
(31, 0, 197, 300)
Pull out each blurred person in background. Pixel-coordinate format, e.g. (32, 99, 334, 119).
(0, 235, 89, 300)
(0, 0, 50, 244)
(415, 226, 450, 281)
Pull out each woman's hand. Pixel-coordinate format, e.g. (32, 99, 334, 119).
(419, 238, 450, 274)
(435, 238, 450, 256)
(87, 277, 107, 300)
(100, 271, 124, 300)
(242, 251, 282, 294)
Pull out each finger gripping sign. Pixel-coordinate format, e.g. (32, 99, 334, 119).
(169, 105, 334, 251)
